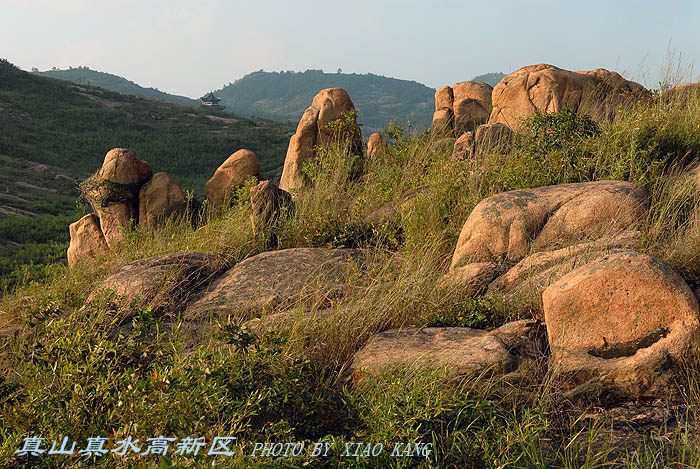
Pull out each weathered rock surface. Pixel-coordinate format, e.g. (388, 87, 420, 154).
(205, 149, 261, 209)
(82, 148, 153, 209)
(452, 81, 493, 134)
(487, 231, 640, 314)
(663, 82, 700, 104)
(543, 251, 700, 400)
(351, 320, 544, 382)
(474, 122, 513, 155)
(138, 172, 186, 227)
(280, 88, 362, 191)
(183, 248, 368, 322)
(90, 252, 225, 323)
(67, 214, 110, 268)
(452, 131, 474, 160)
(431, 108, 454, 136)
(366, 132, 387, 158)
(434, 86, 454, 110)
(97, 202, 137, 250)
(249, 180, 292, 235)
(364, 187, 424, 225)
(450, 180, 649, 270)
(489, 64, 650, 130)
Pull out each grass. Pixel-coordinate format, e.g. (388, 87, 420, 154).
(1, 84, 700, 467)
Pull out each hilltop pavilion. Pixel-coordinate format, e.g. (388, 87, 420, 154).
(201, 92, 225, 110)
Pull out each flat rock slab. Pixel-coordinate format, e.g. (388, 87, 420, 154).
(89, 252, 225, 323)
(543, 250, 700, 400)
(351, 320, 542, 383)
(183, 248, 368, 323)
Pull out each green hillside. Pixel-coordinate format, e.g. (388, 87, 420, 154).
(0, 59, 294, 288)
(33, 66, 199, 106)
(215, 70, 435, 133)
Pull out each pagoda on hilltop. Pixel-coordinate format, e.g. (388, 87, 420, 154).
(201, 92, 225, 110)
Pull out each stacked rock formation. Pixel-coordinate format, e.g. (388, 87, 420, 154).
(280, 88, 363, 192)
(432, 81, 492, 136)
(68, 148, 187, 267)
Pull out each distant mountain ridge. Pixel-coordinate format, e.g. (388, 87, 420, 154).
(33, 66, 199, 106)
(472, 72, 507, 87)
(215, 70, 436, 134)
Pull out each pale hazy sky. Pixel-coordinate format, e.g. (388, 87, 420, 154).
(2, 0, 699, 97)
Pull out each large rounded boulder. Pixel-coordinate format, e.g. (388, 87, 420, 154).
(66, 214, 110, 268)
(205, 149, 261, 210)
(138, 172, 187, 227)
(543, 251, 700, 400)
(489, 64, 650, 130)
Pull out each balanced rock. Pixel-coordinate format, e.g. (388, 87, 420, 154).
(67, 214, 110, 268)
(366, 132, 387, 158)
(450, 180, 649, 270)
(183, 248, 368, 322)
(351, 320, 543, 383)
(489, 64, 650, 131)
(205, 149, 261, 210)
(249, 180, 292, 235)
(138, 172, 186, 227)
(89, 252, 225, 323)
(543, 251, 700, 400)
(280, 88, 362, 192)
(81, 148, 152, 209)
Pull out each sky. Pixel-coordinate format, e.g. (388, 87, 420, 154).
(2, 0, 699, 98)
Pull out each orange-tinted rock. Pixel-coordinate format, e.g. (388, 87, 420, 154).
(205, 149, 261, 209)
(452, 81, 492, 133)
(450, 181, 649, 269)
(280, 88, 362, 191)
(543, 251, 700, 399)
(489, 64, 650, 131)
(435, 86, 454, 111)
(453, 131, 474, 160)
(138, 172, 186, 227)
(366, 132, 387, 158)
(473, 123, 513, 154)
(81, 148, 152, 210)
(97, 202, 136, 249)
(67, 214, 110, 268)
(431, 108, 454, 136)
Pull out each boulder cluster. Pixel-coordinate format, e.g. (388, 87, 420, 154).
(71, 66, 700, 405)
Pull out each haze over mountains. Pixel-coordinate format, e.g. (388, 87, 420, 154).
(32, 66, 506, 134)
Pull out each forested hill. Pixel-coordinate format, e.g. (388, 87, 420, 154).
(0, 58, 293, 286)
(215, 70, 436, 133)
(33, 66, 199, 106)
(472, 72, 506, 87)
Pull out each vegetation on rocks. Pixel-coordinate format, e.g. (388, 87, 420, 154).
(2, 73, 700, 467)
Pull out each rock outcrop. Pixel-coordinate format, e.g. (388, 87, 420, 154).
(366, 132, 387, 158)
(138, 172, 186, 227)
(82, 148, 153, 209)
(183, 248, 368, 322)
(205, 149, 261, 210)
(351, 320, 544, 383)
(452, 131, 474, 160)
(66, 214, 110, 268)
(280, 88, 363, 192)
(96, 203, 136, 249)
(452, 123, 514, 160)
(432, 82, 492, 136)
(450, 180, 649, 270)
(663, 82, 700, 104)
(489, 64, 651, 131)
(249, 180, 292, 236)
(89, 252, 225, 323)
(543, 251, 700, 400)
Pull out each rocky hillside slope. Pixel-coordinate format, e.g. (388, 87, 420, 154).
(2, 65, 700, 466)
